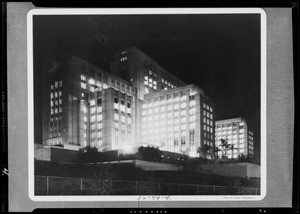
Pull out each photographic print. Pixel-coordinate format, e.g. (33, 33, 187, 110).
(27, 8, 266, 201)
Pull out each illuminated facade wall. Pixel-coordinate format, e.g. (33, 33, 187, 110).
(215, 117, 254, 158)
(42, 49, 216, 157)
(110, 46, 185, 100)
(141, 84, 215, 158)
(43, 55, 135, 151)
(110, 47, 186, 145)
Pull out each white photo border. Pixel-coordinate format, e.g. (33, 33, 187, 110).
(27, 8, 267, 201)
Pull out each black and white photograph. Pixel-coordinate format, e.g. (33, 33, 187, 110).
(27, 8, 267, 200)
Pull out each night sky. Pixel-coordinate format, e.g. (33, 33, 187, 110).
(33, 14, 261, 160)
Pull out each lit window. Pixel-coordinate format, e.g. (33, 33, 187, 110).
(181, 102, 186, 108)
(120, 56, 127, 62)
(81, 75, 86, 81)
(190, 115, 196, 122)
(59, 107, 62, 113)
(181, 95, 187, 101)
(121, 116, 125, 123)
(55, 81, 58, 88)
(81, 82, 86, 89)
(90, 100, 95, 106)
(55, 108, 58, 113)
(190, 108, 196, 115)
(239, 129, 244, 133)
(90, 86, 95, 92)
(145, 87, 149, 94)
(240, 149, 244, 153)
(59, 81, 62, 87)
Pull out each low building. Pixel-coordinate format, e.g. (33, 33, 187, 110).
(215, 117, 254, 158)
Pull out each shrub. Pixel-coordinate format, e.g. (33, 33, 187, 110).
(136, 146, 163, 162)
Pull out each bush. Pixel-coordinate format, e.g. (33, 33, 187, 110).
(136, 146, 163, 162)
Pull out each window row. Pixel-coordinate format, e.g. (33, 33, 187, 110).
(216, 139, 245, 145)
(50, 107, 62, 114)
(144, 75, 157, 90)
(50, 91, 62, 99)
(50, 81, 63, 90)
(203, 103, 213, 112)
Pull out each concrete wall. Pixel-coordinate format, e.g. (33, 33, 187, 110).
(195, 162, 260, 178)
(34, 146, 79, 162)
(134, 160, 183, 171)
(34, 147, 51, 161)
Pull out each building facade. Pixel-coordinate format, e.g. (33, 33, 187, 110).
(141, 84, 215, 158)
(43, 55, 136, 151)
(215, 117, 254, 159)
(110, 47, 186, 144)
(41, 47, 215, 157)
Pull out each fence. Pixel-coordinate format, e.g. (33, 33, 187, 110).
(35, 175, 260, 196)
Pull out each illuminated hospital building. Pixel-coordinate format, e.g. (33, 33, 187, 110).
(215, 117, 254, 159)
(42, 47, 216, 157)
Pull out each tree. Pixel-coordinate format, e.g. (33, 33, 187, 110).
(136, 146, 163, 162)
(78, 146, 100, 163)
(197, 144, 212, 159)
(217, 138, 238, 159)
